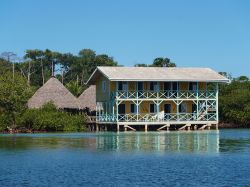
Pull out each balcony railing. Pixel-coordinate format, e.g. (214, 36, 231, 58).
(111, 90, 216, 100)
(96, 113, 217, 123)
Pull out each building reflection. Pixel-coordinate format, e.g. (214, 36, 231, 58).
(96, 131, 220, 154)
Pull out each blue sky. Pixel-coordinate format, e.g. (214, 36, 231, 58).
(0, 0, 249, 77)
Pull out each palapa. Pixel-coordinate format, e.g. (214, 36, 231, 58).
(28, 77, 79, 109)
(78, 85, 96, 112)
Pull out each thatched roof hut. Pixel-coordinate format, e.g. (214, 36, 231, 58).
(28, 77, 79, 109)
(78, 85, 96, 112)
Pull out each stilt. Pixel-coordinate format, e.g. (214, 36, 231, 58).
(117, 124, 120, 132)
(194, 125, 197, 130)
(207, 125, 211, 130)
(124, 126, 127, 132)
(96, 124, 99, 132)
(216, 123, 218, 130)
(167, 126, 169, 131)
(187, 126, 190, 131)
(145, 124, 148, 132)
(105, 125, 107, 131)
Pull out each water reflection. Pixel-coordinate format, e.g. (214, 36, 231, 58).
(96, 131, 220, 153)
(0, 131, 222, 154)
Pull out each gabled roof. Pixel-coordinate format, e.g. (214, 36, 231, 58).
(28, 77, 79, 109)
(87, 66, 229, 84)
(78, 85, 96, 111)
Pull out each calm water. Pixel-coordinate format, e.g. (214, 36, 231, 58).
(0, 129, 250, 187)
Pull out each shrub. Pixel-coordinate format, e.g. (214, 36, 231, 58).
(18, 103, 87, 132)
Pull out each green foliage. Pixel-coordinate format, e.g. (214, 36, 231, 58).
(219, 77, 250, 125)
(151, 57, 176, 67)
(18, 103, 86, 132)
(0, 58, 12, 74)
(65, 81, 84, 97)
(0, 72, 33, 129)
(134, 57, 176, 67)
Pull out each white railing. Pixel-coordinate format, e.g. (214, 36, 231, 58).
(96, 113, 217, 123)
(111, 90, 216, 100)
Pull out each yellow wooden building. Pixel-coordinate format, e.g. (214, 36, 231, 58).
(87, 67, 229, 131)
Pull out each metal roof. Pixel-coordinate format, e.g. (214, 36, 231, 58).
(87, 66, 229, 84)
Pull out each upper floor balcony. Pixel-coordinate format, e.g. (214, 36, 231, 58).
(111, 90, 217, 100)
(97, 112, 217, 123)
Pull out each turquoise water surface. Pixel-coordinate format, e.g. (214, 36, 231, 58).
(0, 129, 250, 186)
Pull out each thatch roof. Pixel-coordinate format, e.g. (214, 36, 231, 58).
(28, 77, 79, 109)
(78, 85, 96, 111)
(87, 67, 229, 84)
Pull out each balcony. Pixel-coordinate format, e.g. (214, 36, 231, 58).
(97, 113, 217, 123)
(111, 90, 216, 100)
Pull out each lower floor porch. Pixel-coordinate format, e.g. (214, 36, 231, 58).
(92, 121, 218, 132)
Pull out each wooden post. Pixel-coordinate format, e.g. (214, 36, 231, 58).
(124, 126, 127, 132)
(145, 124, 148, 132)
(216, 83, 219, 123)
(117, 124, 120, 132)
(196, 82, 199, 121)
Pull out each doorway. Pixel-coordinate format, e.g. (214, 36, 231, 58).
(164, 104, 171, 120)
(118, 104, 126, 121)
(137, 82, 143, 98)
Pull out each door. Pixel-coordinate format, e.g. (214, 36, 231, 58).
(118, 104, 126, 121)
(172, 82, 178, 91)
(118, 82, 128, 98)
(164, 104, 171, 119)
(164, 82, 171, 97)
(189, 82, 198, 91)
(164, 82, 171, 91)
(118, 82, 128, 91)
(150, 82, 158, 91)
(172, 82, 178, 97)
(179, 103, 187, 113)
(137, 82, 143, 98)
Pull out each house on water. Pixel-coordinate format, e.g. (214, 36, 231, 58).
(86, 66, 229, 131)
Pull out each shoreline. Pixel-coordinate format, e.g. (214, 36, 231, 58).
(1, 124, 250, 134)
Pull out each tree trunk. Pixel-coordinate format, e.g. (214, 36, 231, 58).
(51, 60, 54, 77)
(27, 61, 31, 85)
(12, 62, 15, 81)
(61, 68, 64, 84)
(41, 58, 45, 85)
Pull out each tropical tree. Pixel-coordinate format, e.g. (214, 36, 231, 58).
(0, 72, 33, 130)
(151, 57, 176, 67)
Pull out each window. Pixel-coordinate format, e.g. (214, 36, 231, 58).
(172, 82, 178, 91)
(189, 82, 198, 91)
(179, 103, 187, 113)
(130, 104, 138, 114)
(192, 104, 196, 113)
(102, 81, 107, 92)
(137, 82, 143, 91)
(164, 82, 171, 91)
(150, 82, 158, 91)
(150, 104, 157, 113)
(118, 81, 127, 91)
